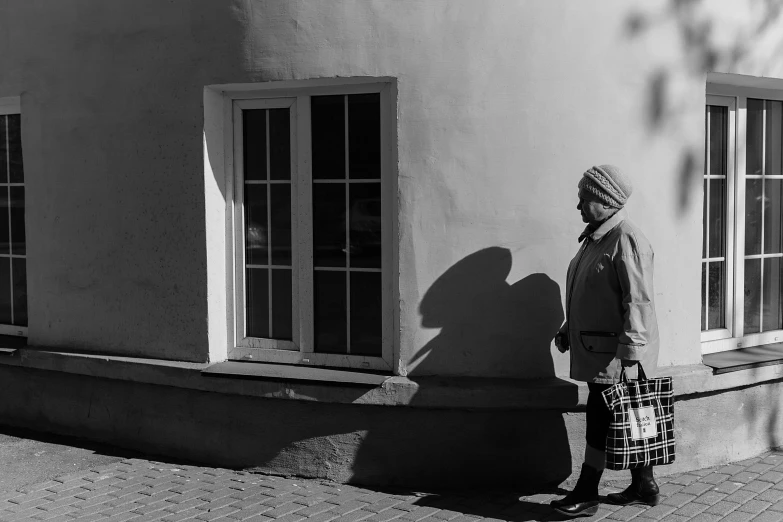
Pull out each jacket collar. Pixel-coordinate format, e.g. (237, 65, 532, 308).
(578, 208, 627, 243)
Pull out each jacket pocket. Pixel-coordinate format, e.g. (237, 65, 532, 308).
(580, 331, 618, 354)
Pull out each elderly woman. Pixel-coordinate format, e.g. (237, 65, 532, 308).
(551, 165, 660, 518)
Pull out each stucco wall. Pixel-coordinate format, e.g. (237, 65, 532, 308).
(0, 1, 782, 375)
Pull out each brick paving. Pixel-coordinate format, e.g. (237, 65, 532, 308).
(2, 452, 783, 521)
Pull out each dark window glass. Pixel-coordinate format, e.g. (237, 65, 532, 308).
(701, 263, 707, 331)
(12, 258, 26, 327)
(765, 179, 783, 254)
(10, 187, 24, 256)
(349, 183, 381, 269)
(708, 179, 725, 259)
(763, 257, 783, 332)
(313, 183, 346, 268)
(745, 258, 762, 334)
(350, 272, 382, 356)
(7, 115, 22, 184)
(271, 269, 292, 340)
(0, 257, 10, 325)
(708, 106, 727, 176)
(0, 116, 7, 184)
(246, 268, 269, 338)
(746, 179, 763, 255)
(0, 188, 8, 256)
(270, 184, 291, 266)
(269, 109, 290, 181)
(702, 179, 707, 259)
(349, 93, 381, 180)
(767, 101, 782, 177)
(747, 98, 764, 176)
(314, 271, 346, 353)
(312, 96, 345, 180)
(245, 184, 268, 266)
(707, 262, 725, 330)
(243, 110, 267, 181)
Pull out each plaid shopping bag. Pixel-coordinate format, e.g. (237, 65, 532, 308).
(602, 363, 675, 470)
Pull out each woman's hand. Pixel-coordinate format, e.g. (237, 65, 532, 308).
(554, 331, 570, 353)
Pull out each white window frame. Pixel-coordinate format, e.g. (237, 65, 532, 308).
(704, 82, 783, 353)
(0, 96, 27, 337)
(223, 78, 397, 372)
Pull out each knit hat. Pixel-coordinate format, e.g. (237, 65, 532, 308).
(578, 164, 633, 208)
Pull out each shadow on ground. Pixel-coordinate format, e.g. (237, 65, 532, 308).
(0, 424, 198, 493)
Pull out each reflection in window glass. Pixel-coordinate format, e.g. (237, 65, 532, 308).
(0, 115, 26, 328)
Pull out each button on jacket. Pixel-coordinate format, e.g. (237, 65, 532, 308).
(564, 209, 659, 384)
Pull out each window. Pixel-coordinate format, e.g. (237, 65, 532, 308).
(225, 79, 396, 371)
(703, 86, 783, 353)
(0, 98, 27, 337)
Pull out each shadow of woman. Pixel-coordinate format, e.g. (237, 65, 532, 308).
(412, 247, 564, 379)
(350, 247, 575, 491)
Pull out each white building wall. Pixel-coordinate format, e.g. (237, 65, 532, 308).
(0, 0, 781, 375)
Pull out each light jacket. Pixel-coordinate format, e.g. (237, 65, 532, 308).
(562, 209, 659, 384)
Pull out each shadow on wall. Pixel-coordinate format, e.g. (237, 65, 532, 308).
(409, 247, 564, 379)
(623, 0, 783, 215)
(349, 247, 574, 490)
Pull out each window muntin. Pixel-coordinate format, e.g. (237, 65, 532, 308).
(228, 81, 393, 371)
(703, 91, 783, 353)
(0, 103, 27, 337)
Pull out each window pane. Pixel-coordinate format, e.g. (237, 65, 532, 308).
(701, 263, 707, 331)
(708, 105, 728, 176)
(0, 116, 7, 184)
(747, 98, 764, 176)
(269, 109, 290, 181)
(243, 109, 267, 181)
(745, 258, 762, 334)
(313, 183, 346, 268)
(702, 179, 707, 258)
(348, 93, 381, 180)
(708, 261, 725, 330)
(765, 179, 783, 254)
(271, 269, 292, 341)
(10, 187, 24, 256)
(7, 115, 22, 184)
(314, 271, 346, 353)
(270, 184, 291, 266)
(245, 184, 268, 265)
(0, 257, 10, 324)
(350, 272, 382, 356)
(246, 268, 269, 338)
(12, 258, 26, 327)
(312, 95, 345, 180)
(763, 257, 783, 332)
(0, 188, 8, 256)
(709, 179, 725, 258)
(746, 179, 763, 255)
(767, 100, 783, 177)
(349, 183, 382, 269)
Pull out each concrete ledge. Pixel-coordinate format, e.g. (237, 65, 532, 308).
(0, 346, 781, 410)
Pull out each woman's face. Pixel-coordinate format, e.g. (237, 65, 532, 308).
(577, 192, 615, 224)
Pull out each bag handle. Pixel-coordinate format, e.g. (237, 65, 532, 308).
(619, 362, 648, 383)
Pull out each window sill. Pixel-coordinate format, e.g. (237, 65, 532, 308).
(0, 344, 782, 409)
(703, 342, 783, 374)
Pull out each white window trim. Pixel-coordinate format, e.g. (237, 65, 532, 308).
(0, 96, 26, 337)
(220, 78, 398, 373)
(703, 83, 783, 354)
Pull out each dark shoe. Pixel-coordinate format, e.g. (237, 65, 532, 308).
(551, 464, 603, 517)
(606, 465, 660, 506)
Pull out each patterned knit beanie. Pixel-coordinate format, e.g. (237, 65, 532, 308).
(577, 164, 633, 208)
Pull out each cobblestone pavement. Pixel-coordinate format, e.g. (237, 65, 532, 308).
(2, 451, 783, 521)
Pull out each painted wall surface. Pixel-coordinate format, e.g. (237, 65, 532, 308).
(0, 367, 781, 488)
(0, 1, 782, 375)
